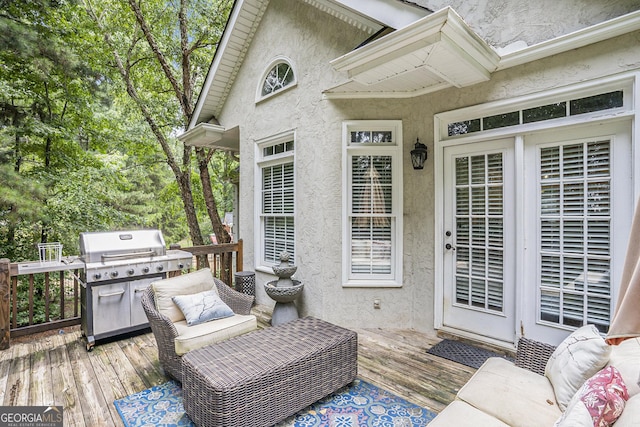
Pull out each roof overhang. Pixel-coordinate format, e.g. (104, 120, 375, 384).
(326, 7, 499, 99)
(178, 123, 239, 151)
(326, 7, 640, 99)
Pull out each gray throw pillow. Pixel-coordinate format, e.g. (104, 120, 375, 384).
(172, 290, 234, 326)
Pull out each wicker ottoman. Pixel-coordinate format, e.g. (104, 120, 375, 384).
(181, 316, 358, 427)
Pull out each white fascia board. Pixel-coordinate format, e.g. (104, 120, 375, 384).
(323, 80, 452, 99)
(498, 9, 640, 71)
(326, 0, 430, 30)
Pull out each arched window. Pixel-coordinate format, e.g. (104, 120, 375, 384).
(257, 58, 296, 101)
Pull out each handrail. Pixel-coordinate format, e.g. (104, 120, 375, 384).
(0, 239, 244, 349)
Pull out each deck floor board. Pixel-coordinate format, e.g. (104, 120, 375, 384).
(3, 323, 475, 426)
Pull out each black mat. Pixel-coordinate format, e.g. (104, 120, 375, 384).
(427, 339, 513, 369)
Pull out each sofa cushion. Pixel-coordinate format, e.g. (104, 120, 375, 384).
(428, 400, 510, 427)
(457, 357, 562, 427)
(554, 366, 628, 427)
(172, 290, 234, 326)
(152, 268, 217, 323)
(545, 324, 611, 410)
(607, 337, 640, 397)
(613, 392, 640, 427)
(173, 314, 257, 356)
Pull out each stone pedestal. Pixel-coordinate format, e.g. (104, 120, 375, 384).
(265, 280, 304, 326)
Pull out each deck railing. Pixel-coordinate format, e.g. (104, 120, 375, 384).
(0, 239, 243, 350)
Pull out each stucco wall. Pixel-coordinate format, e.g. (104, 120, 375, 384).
(417, 0, 640, 50)
(217, 0, 640, 333)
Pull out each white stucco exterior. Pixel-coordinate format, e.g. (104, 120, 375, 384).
(187, 0, 640, 346)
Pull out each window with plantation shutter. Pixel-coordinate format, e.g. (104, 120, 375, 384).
(257, 133, 295, 267)
(454, 153, 505, 313)
(538, 140, 611, 333)
(343, 121, 403, 287)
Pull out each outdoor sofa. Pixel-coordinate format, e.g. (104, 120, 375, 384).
(141, 268, 257, 382)
(429, 325, 640, 426)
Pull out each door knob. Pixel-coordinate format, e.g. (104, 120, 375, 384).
(445, 243, 456, 251)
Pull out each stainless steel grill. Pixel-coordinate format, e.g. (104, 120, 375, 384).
(79, 229, 192, 350)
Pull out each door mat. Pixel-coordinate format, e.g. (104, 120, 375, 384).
(427, 339, 513, 369)
(114, 378, 437, 427)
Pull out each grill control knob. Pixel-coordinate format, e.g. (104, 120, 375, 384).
(142, 267, 150, 274)
(156, 265, 164, 272)
(111, 271, 119, 278)
(93, 273, 102, 280)
(127, 269, 135, 276)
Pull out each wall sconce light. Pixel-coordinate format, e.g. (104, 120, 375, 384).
(410, 138, 428, 170)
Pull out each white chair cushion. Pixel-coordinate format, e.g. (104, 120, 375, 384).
(607, 337, 640, 397)
(545, 324, 611, 410)
(152, 268, 217, 322)
(173, 314, 257, 356)
(457, 357, 562, 427)
(428, 400, 510, 427)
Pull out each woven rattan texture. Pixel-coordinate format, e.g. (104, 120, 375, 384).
(234, 271, 255, 296)
(182, 317, 358, 427)
(141, 276, 255, 382)
(514, 337, 557, 376)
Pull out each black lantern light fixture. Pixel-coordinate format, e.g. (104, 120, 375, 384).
(410, 138, 428, 170)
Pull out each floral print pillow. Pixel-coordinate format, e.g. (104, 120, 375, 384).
(555, 366, 629, 427)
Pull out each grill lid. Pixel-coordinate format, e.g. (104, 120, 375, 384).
(79, 229, 167, 263)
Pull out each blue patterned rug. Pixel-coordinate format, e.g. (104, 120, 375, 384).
(114, 378, 436, 427)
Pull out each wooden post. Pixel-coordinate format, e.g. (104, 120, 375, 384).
(0, 259, 11, 350)
(236, 239, 243, 272)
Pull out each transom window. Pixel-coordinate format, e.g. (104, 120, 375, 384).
(342, 121, 403, 287)
(257, 57, 296, 102)
(447, 90, 624, 137)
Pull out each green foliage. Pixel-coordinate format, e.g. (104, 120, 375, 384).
(1, 0, 236, 265)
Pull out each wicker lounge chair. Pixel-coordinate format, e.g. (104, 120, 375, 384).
(141, 272, 256, 382)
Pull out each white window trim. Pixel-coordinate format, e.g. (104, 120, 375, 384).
(254, 129, 296, 274)
(255, 56, 298, 104)
(433, 72, 640, 338)
(342, 120, 404, 287)
(436, 74, 635, 146)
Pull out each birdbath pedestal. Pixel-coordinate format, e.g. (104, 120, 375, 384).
(264, 252, 304, 326)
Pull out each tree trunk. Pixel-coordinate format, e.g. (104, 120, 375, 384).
(197, 148, 230, 243)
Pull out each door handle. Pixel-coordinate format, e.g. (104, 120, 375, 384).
(445, 243, 456, 251)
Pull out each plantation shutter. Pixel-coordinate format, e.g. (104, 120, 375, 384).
(350, 155, 393, 275)
(454, 152, 505, 312)
(262, 162, 295, 263)
(538, 140, 611, 333)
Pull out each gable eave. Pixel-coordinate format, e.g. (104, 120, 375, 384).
(188, 0, 269, 130)
(189, 0, 428, 131)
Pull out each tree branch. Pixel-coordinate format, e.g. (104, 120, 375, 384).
(126, 0, 190, 121)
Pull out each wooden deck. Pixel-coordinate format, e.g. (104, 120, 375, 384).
(0, 315, 476, 426)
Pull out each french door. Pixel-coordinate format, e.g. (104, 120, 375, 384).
(442, 139, 516, 343)
(521, 122, 632, 345)
(442, 121, 632, 346)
